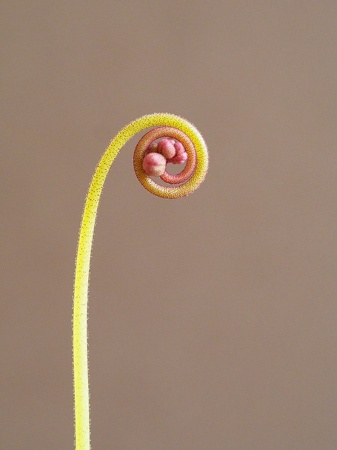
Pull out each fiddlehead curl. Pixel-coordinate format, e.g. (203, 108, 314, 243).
(133, 124, 206, 198)
(73, 113, 208, 450)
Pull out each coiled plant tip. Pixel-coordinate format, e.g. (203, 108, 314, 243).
(72, 113, 208, 449)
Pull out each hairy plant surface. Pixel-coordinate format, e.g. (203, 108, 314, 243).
(73, 113, 209, 449)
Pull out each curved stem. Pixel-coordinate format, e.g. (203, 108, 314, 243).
(73, 113, 208, 450)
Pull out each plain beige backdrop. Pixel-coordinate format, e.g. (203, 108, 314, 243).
(1, 1, 337, 449)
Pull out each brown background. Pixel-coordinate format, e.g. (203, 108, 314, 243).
(1, 1, 337, 449)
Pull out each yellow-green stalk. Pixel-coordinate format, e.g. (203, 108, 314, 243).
(73, 113, 208, 449)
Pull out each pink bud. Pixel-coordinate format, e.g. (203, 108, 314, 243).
(169, 141, 188, 164)
(173, 152, 188, 164)
(157, 138, 176, 159)
(174, 141, 185, 156)
(142, 152, 166, 176)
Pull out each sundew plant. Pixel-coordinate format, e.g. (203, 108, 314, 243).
(73, 113, 209, 449)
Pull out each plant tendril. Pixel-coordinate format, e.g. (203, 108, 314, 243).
(73, 113, 208, 450)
